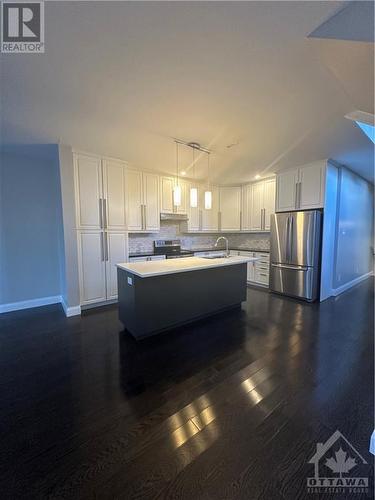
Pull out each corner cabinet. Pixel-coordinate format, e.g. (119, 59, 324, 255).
(276, 162, 325, 212)
(125, 170, 160, 232)
(242, 177, 275, 231)
(219, 186, 242, 231)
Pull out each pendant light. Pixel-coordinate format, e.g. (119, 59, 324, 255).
(173, 142, 181, 207)
(189, 145, 198, 208)
(204, 152, 212, 210)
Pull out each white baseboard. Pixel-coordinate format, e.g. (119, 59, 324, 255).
(332, 271, 374, 297)
(61, 297, 81, 317)
(0, 295, 62, 314)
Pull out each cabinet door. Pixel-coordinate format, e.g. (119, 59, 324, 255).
(160, 177, 174, 213)
(219, 186, 241, 231)
(175, 179, 188, 214)
(77, 231, 106, 305)
(74, 153, 102, 229)
(298, 163, 325, 209)
(143, 173, 160, 232)
(276, 169, 298, 212)
(125, 169, 143, 231)
(102, 159, 126, 230)
(250, 182, 264, 231)
(201, 186, 219, 231)
(263, 178, 276, 230)
(241, 185, 252, 230)
(105, 232, 128, 300)
(187, 182, 200, 231)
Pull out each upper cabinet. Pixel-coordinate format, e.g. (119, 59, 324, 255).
(125, 169, 160, 232)
(276, 162, 325, 212)
(160, 176, 188, 215)
(201, 186, 219, 231)
(242, 177, 276, 231)
(102, 159, 127, 230)
(74, 153, 127, 230)
(74, 153, 103, 229)
(219, 186, 242, 231)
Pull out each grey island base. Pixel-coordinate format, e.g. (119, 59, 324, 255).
(117, 256, 256, 339)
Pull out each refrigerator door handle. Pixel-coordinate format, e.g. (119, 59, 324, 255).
(271, 263, 308, 271)
(285, 215, 291, 262)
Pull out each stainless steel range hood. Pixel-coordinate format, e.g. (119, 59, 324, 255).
(160, 213, 189, 221)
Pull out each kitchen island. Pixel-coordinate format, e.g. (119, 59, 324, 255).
(117, 256, 257, 339)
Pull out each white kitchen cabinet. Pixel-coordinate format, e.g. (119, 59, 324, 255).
(250, 182, 264, 231)
(77, 231, 107, 305)
(125, 169, 143, 231)
(276, 169, 298, 212)
(74, 153, 103, 229)
(143, 173, 160, 231)
(106, 232, 128, 300)
(219, 186, 242, 231)
(276, 162, 325, 212)
(77, 231, 128, 305)
(102, 159, 127, 230)
(298, 163, 325, 209)
(263, 178, 276, 230)
(126, 170, 160, 232)
(160, 176, 188, 215)
(201, 186, 219, 231)
(242, 178, 275, 231)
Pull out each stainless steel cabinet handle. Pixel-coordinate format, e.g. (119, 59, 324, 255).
(103, 199, 108, 228)
(218, 211, 222, 231)
(199, 210, 202, 230)
(298, 182, 302, 208)
(143, 204, 147, 230)
(104, 232, 108, 261)
(140, 205, 144, 230)
(240, 211, 242, 230)
(100, 232, 104, 261)
(99, 199, 103, 228)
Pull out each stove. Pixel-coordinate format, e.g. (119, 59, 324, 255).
(153, 240, 194, 259)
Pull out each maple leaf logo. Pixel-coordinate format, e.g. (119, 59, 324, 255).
(325, 447, 357, 477)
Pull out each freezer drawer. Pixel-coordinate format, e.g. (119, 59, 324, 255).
(269, 264, 318, 301)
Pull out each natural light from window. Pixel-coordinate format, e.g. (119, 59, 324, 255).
(355, 121, 375, 143)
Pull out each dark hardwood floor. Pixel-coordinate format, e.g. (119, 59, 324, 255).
(1, 279, 374, 499)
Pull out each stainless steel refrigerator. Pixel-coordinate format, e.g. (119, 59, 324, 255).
(269, 210, 322, 301)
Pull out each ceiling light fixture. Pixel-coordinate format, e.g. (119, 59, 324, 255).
(189, 143, 198, 209)
(204, 152, 212, 210)
(173, 142, 181, 207)
(255, 174, 261, 180)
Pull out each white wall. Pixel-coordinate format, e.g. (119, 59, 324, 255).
(333, 168, 373, 292)
(0, 146, 63, 306)
(321, 164, 374, 300)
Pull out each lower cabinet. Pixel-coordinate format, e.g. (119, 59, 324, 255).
(233, 250, 270, 287)
(77, 231, 128, 306)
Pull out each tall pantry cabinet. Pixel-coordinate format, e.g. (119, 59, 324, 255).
(74, 152, 128, 306)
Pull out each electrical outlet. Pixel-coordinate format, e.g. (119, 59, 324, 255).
(127, 276, 133, 286)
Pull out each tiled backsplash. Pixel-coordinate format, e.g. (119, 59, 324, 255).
(128, 221, 270, 253)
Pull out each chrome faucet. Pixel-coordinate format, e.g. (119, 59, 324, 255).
(215, 236, 229, 257)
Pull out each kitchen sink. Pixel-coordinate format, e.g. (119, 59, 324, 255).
(202, 254, 228, 259)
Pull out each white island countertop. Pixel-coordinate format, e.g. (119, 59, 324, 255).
(117, 256, 259, 278)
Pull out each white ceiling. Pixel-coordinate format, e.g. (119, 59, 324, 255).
(1, 1, 374, 182)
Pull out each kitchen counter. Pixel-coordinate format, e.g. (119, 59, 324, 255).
(117, 256, 257, 278)
(184, 247, 270, 253)
(128, 247, 270, 258)
(117, 256, 257, 339)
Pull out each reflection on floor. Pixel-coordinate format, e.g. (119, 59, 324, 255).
(1, 279, 374, 499)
